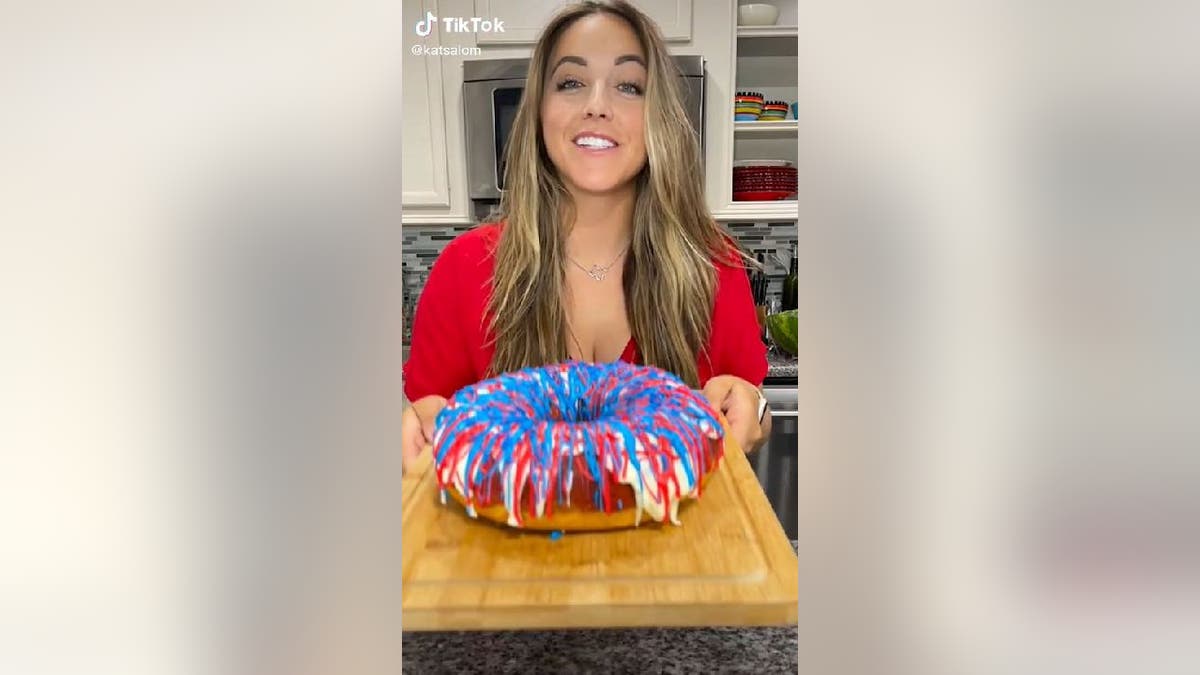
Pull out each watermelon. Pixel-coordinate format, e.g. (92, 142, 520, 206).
(766, 309, 798, 356)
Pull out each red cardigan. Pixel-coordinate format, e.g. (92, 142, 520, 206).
(403, 223, 767, 401)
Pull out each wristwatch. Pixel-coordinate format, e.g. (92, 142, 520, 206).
(756, 389, 769, 423)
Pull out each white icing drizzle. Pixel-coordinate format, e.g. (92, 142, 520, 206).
(438, 428, 715, 528)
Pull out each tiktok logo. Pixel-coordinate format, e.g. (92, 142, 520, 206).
(415, 11, 437, 37)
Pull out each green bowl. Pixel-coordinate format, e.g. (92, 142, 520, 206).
(765, 309, 798, 356)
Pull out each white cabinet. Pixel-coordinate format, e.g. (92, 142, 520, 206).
(403, 0, 452, 210)
(472, 0, 693, 45)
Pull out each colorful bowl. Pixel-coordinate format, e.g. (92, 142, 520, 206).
(761, 101, 788, 118)
(734, 93, 763, 121)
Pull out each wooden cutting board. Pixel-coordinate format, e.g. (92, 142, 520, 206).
(401, 431, 798, 631)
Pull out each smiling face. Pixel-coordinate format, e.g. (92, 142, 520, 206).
(540, 13, 648, 197)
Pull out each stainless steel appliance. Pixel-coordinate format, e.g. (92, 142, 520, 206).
(462, 56, 707, 218)
(758, 379, 799, 540)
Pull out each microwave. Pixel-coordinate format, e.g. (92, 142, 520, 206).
(462, 55, 706, 206)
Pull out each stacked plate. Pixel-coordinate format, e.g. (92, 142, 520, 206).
(734, 91, 764, 121)
(733, 160, 797, 201)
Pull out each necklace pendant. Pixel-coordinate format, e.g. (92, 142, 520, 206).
(586, 265, 607, 281)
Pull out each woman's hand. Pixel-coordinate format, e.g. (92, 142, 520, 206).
(402, 395, 448, 474)
(701, 375, 768, 453)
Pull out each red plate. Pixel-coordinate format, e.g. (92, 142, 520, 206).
(733, 190, 793, 201)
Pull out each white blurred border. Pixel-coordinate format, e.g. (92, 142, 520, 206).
(4, 1, 1199, 674)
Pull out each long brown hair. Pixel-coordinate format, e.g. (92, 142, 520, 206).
(485, 0, 742, 387)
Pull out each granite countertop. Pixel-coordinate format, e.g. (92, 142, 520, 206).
(401, 542, 799, 674)
(766, 348, 797, 380)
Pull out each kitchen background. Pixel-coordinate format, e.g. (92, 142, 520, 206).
(402, 0, 801, 340)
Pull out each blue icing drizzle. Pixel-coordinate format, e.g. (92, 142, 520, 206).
(653, 427, 697, 485)
(606, 419, 643, 476)
(577, 422, 605, 489)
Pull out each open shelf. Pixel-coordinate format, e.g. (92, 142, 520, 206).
(734, 120, 798, 137)
(736, 26, 799, 38)
(713, 200, 798, 222)
(719, 6, 800, 224)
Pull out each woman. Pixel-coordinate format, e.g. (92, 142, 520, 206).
(402, 0, 770, 471)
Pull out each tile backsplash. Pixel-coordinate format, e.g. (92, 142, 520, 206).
(722, 220, 799, 303)
(402, 221, 797, 343)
